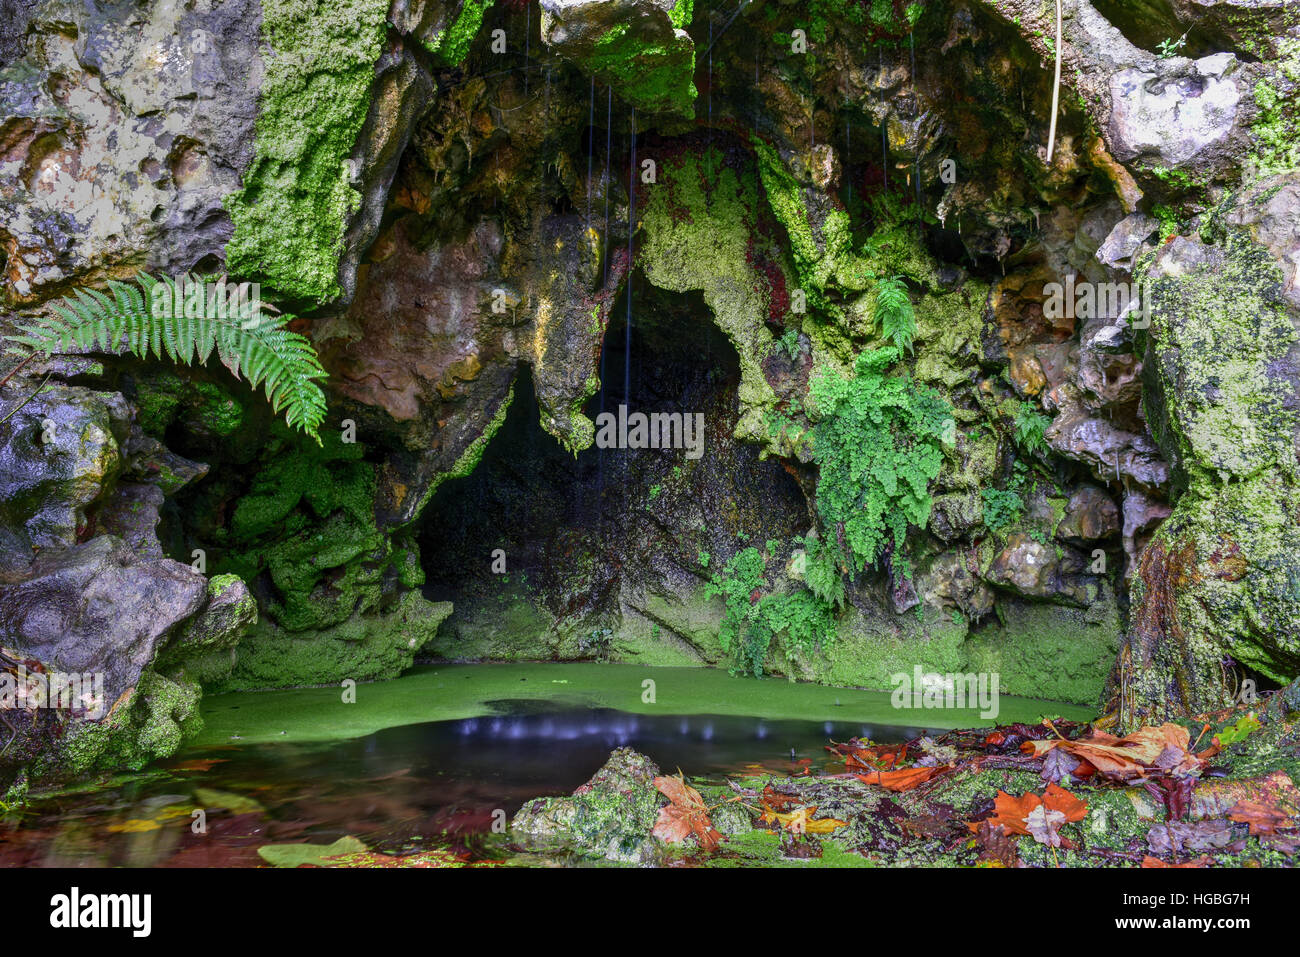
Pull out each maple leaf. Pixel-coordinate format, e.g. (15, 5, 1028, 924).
(1040, 748, 1080, 786)
(764, 805, 848, 836)
(652, 774, 723, 851)
(984, 783, 1087, 839)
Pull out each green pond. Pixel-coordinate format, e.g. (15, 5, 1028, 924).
(0, 664, 1094, 867)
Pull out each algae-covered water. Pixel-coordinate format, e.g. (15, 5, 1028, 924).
(0, 664, 1093, 867)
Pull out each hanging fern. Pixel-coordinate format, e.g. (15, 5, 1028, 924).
(5, 273, 327, 442)
(874, 274, 917, 355)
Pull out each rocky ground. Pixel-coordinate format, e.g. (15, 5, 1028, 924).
(505, 680, 1300, 868)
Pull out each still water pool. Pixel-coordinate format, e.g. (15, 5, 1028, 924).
(0, 664, 1093, 866)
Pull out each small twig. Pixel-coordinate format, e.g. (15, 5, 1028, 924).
(0, 353, 36, 389)
(0, 372, 52, 426)
(1191, 723, 1212, 751)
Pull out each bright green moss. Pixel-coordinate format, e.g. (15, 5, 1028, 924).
(638, 147, 781, 442)
(413, 382, 515, 516)
(215, 426, 406, 634)
(424, 0, 493, 66)
(46, 673, 204, 778)
(584, 18, 696, 117)
(752, 138, 844, 314)
(668, 0, 694, 30)
(963, 597, 1121, 706)
(210, 592, 453, 691)
(224, 0, 392, 304)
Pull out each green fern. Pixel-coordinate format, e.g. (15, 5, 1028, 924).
(5, 273, 327, 441)
(1013, 403, 1052, 458)
(874, 274, 917, 354)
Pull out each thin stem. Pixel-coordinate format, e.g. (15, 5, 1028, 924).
(0, 353, 35, 389)
(1046, 0, 1063, 162)
(0, 372, 53, 426)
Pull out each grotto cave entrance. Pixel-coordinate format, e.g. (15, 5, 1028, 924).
(416, 281, 807, 659)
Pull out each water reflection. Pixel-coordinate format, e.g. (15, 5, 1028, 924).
(0, 704, 936, 868)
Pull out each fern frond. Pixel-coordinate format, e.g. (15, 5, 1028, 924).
(874, 274, 917, 355)
(6, 273, 327, 442)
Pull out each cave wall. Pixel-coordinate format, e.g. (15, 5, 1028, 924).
(1, 0, 1299, 785)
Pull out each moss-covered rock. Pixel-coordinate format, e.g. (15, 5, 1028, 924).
(210, 591, 452, 691)
(154, 574, 258, 686)
(511, 746, 666, 862)
(1115, 176, 1300, 723)
(538, 0, 697, 118)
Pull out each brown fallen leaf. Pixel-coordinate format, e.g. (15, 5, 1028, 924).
(1227, 798, 1296, 837)
(1024, 723, 1196, 781)
(1146, 819, 1236, 857)
(975, 819, 1019, 867)
(652, 774, 723, 852)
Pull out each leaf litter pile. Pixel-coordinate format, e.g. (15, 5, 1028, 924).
(644, 688, 1300, 868)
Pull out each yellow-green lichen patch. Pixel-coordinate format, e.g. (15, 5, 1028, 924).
(224, 0, 392, 304)
(638, 147, 782, 443)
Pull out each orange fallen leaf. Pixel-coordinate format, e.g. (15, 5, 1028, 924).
(982, 783, 1088, 838)
(1228, 799, 1296, 837)
(1142, 855, 1211, 868)
(854, 765, 950, 792)
(652, 774, 723, 852)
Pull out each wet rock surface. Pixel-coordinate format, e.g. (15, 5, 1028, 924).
(2, 0, 1299, 791)
(511, 746, 666, 862)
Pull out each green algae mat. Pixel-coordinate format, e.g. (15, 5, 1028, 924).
(192, 662, 1097, 748)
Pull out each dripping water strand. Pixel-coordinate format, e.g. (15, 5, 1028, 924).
(586, 76, 595, 231)
(910, 30, 921, 224)
(625, 108, 636, 411)
(844, 111, 852, 211)
(524, 3, 531, 96)
(599, 87, 613, 501)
